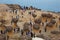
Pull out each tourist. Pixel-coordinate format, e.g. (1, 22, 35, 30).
(21, 29, 24, 35)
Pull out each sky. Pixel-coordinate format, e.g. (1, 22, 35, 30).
(0, 0, 60, 12)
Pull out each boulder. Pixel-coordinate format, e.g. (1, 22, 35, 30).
(46, 23, 53, 27)
(11, 18, 18, 23)
(0, 34, 6, 40)
(33, 24, 40, 30)
(51, 31, 60, 34)
(34, 19, 41, 24)
(6, 26, 13, 32)
(50, 19, 56, 24)
(32, 13, 37, 18)
(23, 22, 30, 31)
(41, 13, 52, 18)
(41, 13, 47, 17)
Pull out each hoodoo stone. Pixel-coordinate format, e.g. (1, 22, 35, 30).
(41, 13, 52, 18)
(11, 18, 18, 23)
(6, 26, 13, 32)
(41, 13, 47, 17)
(59, 17, 60, 20)
(46, 23, 53, 27)
(50, 19, 56, 24)
(32, 13, 37, 18)
(34, 19, 41, 24)
(33, 24, 40, 30)
(0, 34, 6, 40)
(0, 19, 6, 24)
(23, 22, 30, 31)
(51, 31, 60, 34)
(46, 14, 52, 18)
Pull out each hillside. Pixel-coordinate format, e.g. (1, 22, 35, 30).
(0, 4, 60, 40)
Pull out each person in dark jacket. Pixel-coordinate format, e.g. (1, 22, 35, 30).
(31, 32, 33, 37)
(21, 30, 24, 35)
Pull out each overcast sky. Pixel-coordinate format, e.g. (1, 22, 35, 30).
(0, 0, 60, 12)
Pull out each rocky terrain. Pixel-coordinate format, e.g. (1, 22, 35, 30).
(0, 4, 60, 40)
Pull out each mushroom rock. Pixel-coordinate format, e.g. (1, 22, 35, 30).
(7, 4, 21, 10)
(0, 24, 6, 27)
(1, 29, 7, 34)
(51, 31, 60, 34)
(59, 17, 60, 20)
(23, 22, 30, 31)
(46, 23, 53, 27)
(41, 13, 47, 17)
(32, 13, 37, 18)
(6, 26, 13, 32)
(46, 19, 56, 27)
(0, 19, 6, 24)
(23, 26, 29, 31)
(34, 19, 41, 24)
(52, 17, 56, 19)
(23, 22, 30, 27)
(41, 13, 52, 18)
(33, 24, 40, 30)
(0, 34, 6, 40)
(46, 14, 52, 18)
(50, 19, 56, 24)
(12, 18, 18, 23)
